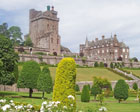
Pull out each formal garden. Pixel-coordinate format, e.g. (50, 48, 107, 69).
(0, 24, 140, 112)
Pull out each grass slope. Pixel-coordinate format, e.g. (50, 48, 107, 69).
(18, 66, 126, 81)
(124, 68, 140, 77)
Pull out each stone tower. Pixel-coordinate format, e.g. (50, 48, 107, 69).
(29, 6, 61, 55)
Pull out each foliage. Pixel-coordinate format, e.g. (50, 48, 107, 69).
(133, 83, 138, 91)
(94, 62, 99, 67)
(97, 93, 104, 105)
(0, 34, 18, 85)
(114, 79, 128, 103)
(38, 56, 43, 62)
(37, 66, 53, 98)
(81, 85, 90, 102)
(34, 52, 46, 55)
(53, 58, 76, 110)
(91, 85, 102, 100)
(106, 68, 133, 80)
(131, 57, 138, 62)
(24, 36, 33, 47)
(100, 62, 104, 67)
(75, 84, 80, 92)
(0, 23, 9, 37)
(17, 61, 40, 97)
(9, 26, 23, 46)
(110, 62, 114, 68)
(13, 64, 19, 83)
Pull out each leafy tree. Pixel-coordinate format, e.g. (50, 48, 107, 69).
(133, 83, 138, 91)
(94, 62, 99, 67)
(91, 85, 102, 100)
(0, 34, 18, 85)
(53, 58, 76, 110)
(114, 79, 128, 103)
(9, 26, 23, 46)
(0, 23, 9, 37)
(24, 36, 33, 47)
(131, 57, 138, 62)
(87, 84, 91, 90)
(97, 93, 104, 105)
(17, 61, 40, 97)
(75, 84, 80, 92)
(37, 66, 53, 99)
(110, 62, 114, 68)
(81, 85, 90, 102)
(13, 64, 19, 83)
(100, 62, 104, 67)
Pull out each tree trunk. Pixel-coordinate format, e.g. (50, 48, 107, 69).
(42, 91, 45, 99)
(29, 88, 33, 98)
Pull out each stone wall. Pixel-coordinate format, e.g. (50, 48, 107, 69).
(77, 80, 140, 91)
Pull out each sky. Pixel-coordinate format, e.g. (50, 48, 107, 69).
(0, 0, 140, 59)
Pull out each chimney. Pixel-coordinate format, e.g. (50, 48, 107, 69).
(47, 5, 50, 11)
(114, 34, 117, 38)
(102, 35, 105, 40)
(95, 38, 98, 41)
(52, 6, 54, 11)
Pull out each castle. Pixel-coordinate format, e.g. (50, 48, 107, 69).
(29, 6, 61, 55)
(80, 35, 129, 62)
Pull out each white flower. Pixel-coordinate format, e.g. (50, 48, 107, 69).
(68, 95, 75, 100)
(99, 107, 107, 112)
(55, 101, 60, 105)
(27, 104, 33, 108)
(0, 99, 6, 103)
(2, 104, 11, 111)
(70, 104, 73, 106)
(63, 106, 67, 109)
(42, 101, 47, 106)
(10, 100, 13, 103)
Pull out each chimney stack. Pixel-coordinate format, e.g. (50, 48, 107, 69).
(95, 38, 98, 41)
(102, 35, 105, 40)
(52, 6, 54, 11)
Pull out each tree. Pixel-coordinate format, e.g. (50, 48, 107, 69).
(37, 66, 53, 99)
(110, 62, 114, 68)
(75, 84, 80, 92)
(0, 34, 18, 86)
(0, 23, 9, 37)
(131, 57, 138, 62)
(17, 61, 40, 97)
(133, 83, 138, 91)
(81, 85, 90, 102)
(94, 62, 99, 67)
(114, 79, 128, 103)
(91, 85, 102, 100)
(13, 64, 19, 83)
(100, 62, 104, 67)
(53, 58, 76, 110)
(9, 26, 23, 46)
(24, 36, 33, 47)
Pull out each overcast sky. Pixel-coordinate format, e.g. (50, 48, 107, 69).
(0, 0, 140, 59)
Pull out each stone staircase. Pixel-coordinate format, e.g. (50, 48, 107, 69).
(114, 68, 140, 80)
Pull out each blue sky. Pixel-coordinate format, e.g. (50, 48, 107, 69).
(0, 0, 140, 59)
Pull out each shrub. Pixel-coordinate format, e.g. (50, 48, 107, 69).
(37, 66, 53, 99)
(99, 62, 104, 67)
(75, 84, 80, 92)
(17, 61, 41, 97)
(110, 62, 114, 68)
(53, 58, 76, 110)
(81, 85, 90, 102)
(91, 85, 102, 100)
(94, 62, 99, 67)
(133, 83, 138, 91)
(114, 79, 128, 103)
(97, 93, 104, 105)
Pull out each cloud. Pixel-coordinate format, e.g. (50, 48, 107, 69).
(0, 0, 140, 59)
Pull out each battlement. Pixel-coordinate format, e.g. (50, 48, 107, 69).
(29, 6, 59, 22)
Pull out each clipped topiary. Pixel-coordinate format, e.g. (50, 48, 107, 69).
(37, 66, 53, 99)
(75, 84, 80, 92)
(81, 85, 90, 102)
(94, 62, 99, 67)
(133, 82, 138, 91)
(110, 62, 114, 68)
(17, 61, 40, 97)
(91, 85, 102, 100)
(114, 79, 128, 103)
(99, 62, 104, 67)
(53, 58, 76, 110)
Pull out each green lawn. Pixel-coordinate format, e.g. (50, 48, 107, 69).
(18, 66, 126, 81)
(1, 91, 140, 112)
(124, 68, 140, 77)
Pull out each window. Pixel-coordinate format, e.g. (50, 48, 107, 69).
(102, 50, 104, 53)
(94, 46, 96, 48)
(106, 44, 109, 46)
(107, 49, 109, 53)
(115, 49, 118, 53)
(123, 49, 125, 52)
(121, 55, 123, 58)
(102, 45, 104, 47)
(98, 50, 100, 53)
(125, 55, 127, 59)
